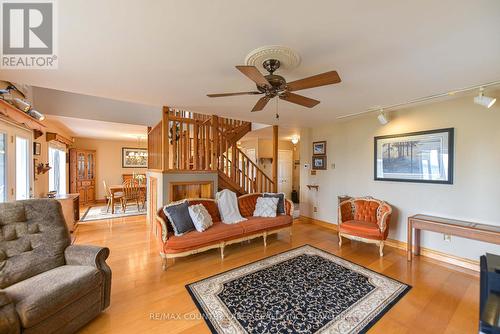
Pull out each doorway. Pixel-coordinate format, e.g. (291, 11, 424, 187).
(277, 149, 293, 198)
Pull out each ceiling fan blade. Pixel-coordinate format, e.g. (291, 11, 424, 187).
(252, 96, 270, 112)
(280, 92, 320, 108)
(235, 66, 271, 88)
(207, 91, 261, 97)
(287, 70, 341, 92)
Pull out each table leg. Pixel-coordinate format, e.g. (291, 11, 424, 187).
(407, 219, 412, 261)
(111, 194, 115, 214)
(414, 229, 421, 256)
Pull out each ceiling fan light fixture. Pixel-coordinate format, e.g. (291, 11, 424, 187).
(377, 109, 389, 125)
(474, 88, 496, 108)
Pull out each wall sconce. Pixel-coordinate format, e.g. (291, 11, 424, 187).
(291, 136, 299, 145)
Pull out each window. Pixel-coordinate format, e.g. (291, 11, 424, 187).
(0, 120, 33, 202)
(49, 145, 66, 194)
(15, 136, 30, 200)
(0, 132, 6, 202)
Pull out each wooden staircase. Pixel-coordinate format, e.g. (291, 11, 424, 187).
(147, 107, 275, 195)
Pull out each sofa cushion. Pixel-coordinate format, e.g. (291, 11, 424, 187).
(263, 192, 285, 215)
(5, 265, 103, 328)
(164, 221, 244, 253)
(188, 204, 213, 232)
(187, 200, 221, 223)
(238, 194, 262, 217)
(163, 201, 195, 236)
(253, 197, 279, 218)
(339, 220, 384, 240)
(239, 215, 293, 235)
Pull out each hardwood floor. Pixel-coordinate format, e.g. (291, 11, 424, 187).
(74, 215, 479, 334)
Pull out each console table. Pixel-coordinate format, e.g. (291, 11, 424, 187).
(407, 214, 500, 262)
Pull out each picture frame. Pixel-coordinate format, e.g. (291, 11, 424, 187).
(33, 142, 41, 155)
(312, 141, 326, 155)
(122, 147, 148, 168)
(312, 155, 327, 170)
(374, 128, 454, 184)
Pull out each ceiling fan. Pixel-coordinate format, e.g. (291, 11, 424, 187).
(207, 59, 341, 112)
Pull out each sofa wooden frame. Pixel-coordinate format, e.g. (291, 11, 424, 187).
(155, 196, 294, 270)
(337, 197, 392, 257)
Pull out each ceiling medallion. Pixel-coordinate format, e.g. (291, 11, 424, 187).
(245, 45, 301, 72)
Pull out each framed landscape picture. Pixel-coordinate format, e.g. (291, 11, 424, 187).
(122, 147, 148, 168)
(312, 141, 326, 155)
(312, 155, 327, 170)
(374, 128, 454, 184)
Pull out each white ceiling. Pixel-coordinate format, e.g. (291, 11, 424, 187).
(1, 0, 500, 127)
(46, 115, 148, 141)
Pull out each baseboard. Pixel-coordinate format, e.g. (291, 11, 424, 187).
(300, 215, 480, 272)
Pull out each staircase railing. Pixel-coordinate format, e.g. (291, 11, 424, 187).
(148, 106, 274, 194)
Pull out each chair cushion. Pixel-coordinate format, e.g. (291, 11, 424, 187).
(339, 220, 384, 240)
(164, 221, 244, 253)
(5, 265, 103, 328)
(353, 200, 379, 224)
(239, 215, 293, 235)
(163, 201, 195, 236)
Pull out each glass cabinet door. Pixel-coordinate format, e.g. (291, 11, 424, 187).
(87, 153, 94, 179)
(78, 152, 85, 179)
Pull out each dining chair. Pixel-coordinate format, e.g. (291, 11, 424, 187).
(121, 179, 141, 212)
(103, 180, 123, 213)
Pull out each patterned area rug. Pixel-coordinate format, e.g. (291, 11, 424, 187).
(80, 204, 146, 222)
(187, 245, 410, 334)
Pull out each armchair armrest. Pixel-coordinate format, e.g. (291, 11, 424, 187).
(376, 203, 392, 233)
(0, 290, 20, 334)
(338, 201, 353, 224)
(64, 245, 111, 309)
(155, 211, 170, 243)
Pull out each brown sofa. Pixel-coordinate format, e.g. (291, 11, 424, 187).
(155, 193, 294, 270)
(0, 199, 111, 334)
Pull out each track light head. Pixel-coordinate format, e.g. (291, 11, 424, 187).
(377, 109, 389, 125)
(474, 87, 496, 108)
(28, 109, 45, 121)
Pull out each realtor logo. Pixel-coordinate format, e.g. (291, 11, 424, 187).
(1, 0, 57, 69)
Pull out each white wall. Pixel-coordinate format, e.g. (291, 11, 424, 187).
(300, 92, 500, 261)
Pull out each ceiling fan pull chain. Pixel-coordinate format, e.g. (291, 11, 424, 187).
(275, 97, 279, 120)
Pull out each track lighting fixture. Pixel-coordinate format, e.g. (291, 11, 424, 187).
(12, 98, 31, 112)
(28, 109, 45, 121)
(377, 109, 389, 125)
(474, 87, 496, 108)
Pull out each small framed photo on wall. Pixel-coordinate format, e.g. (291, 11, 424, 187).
(312, 141, 326, 155)
(312, 155, 327, 170)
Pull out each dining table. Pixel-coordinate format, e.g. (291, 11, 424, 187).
(108, 184, 147, 214)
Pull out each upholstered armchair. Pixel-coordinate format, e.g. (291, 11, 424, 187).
(0, 199, 111, 334)
(338, 197, 392, 256)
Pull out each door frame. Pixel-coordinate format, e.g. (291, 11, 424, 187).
(0, 119, 33, 201)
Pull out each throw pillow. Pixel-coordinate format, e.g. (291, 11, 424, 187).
(163, 200, 195, 236)
(263, 192, 285, 215)
(188, 204, 213, 232)
(253, 197, 279, 218)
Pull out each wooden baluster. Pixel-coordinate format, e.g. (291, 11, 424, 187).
(193, 122, 199, 170)
(186, 122, 190, 170)
(204, 125, 210, 170)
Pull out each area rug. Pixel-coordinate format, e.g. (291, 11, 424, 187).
(186, 245, 410, 334)
(80, 204, 146, 222)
